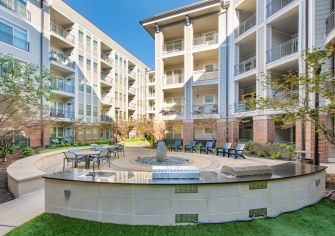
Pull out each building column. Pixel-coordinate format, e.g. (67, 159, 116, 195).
(183, 120, 194, 146)
(217, 119, 227, 146)
(227, 118, 239, 144)
(184, 16, 193, 120)
(295, 119, 303, 151)
(154, 26, 164, 119)
(253, 116, 275, 144)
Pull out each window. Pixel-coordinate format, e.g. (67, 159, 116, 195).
(86, 84, 91, 94)
(0, 20, 29, 51)
(93, 128, 99, 139)
(79, 78, 84, 92)
(93, 62, 98, 73)
(78, 55, 84, 67)
(86, 59, 91, 70)
(93, 40, 98, 54)
(93, 105, 98, 117)
(205, 64, 214, 72)
(166, 126, 182, 139)
(86, 35, 91, 49)
(78, 103, 84, 115)
(203, 95, 215, 104)
(86, 104, 92, 116)
(78, 30, 84, 43)
(78, 128, 84, 140)
(203, 128, 213, 135)
(86, 128, 92, 139)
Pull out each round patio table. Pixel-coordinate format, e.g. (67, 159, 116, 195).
(77, 150, 100, 169)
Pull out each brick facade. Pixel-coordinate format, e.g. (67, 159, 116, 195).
(29, 124, 50, 147)
(183, 120, 194, 146)
(227, 119, 239, 144)
(253, 116, 275, 144)
(216, 119, 227, 146)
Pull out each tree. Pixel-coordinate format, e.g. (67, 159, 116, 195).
(0, 56, 54, 161)
(249, 47, 335, 147)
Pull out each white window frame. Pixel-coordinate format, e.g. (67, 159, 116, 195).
(203, 94, 215, 104)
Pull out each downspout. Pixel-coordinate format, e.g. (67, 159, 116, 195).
(40, 0, 45, 147)
(222, 1, 229, 143)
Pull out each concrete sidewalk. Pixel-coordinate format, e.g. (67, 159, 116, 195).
(0, 189, 44, 235)
(324, 163, 335, 175)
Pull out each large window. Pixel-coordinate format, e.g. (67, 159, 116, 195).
(166, 126, 182, 139)
(78, 128, 84, 140)
(0, 19, 28, 51)
(78, 103, 84, 115)
(93, 128, 99, 139)
(93, 105, 98, 117)
(86, 104, 91, 116)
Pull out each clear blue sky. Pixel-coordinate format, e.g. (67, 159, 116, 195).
(64, 0, 197, 69)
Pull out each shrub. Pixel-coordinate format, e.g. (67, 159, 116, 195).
(245, 141, 256, 155)
(95, 140, 109, 145)
(195, 143, 202, 151)
(258, 149, 270, 157)
(57, 143, 65, 147)
(84, 142, 92, 146)
(271, 152, 282, 160)
(22, 146, 33, 157)
(77, 142, 85, 146)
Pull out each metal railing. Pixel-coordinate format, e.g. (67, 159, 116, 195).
(272, 89, 299, 102)
(129, 102, 136, 109)
(101, 115, 112, 122)
(129, 70, 137, 78)
(53, 81, 74, 93)
(50, 23, 75, 43)
(234, 56, 256, 76)
(266, 37, 298, 63)
(101, 73, 113, 83)
(101, 54, 113, 65)
(161, 105, 184, 115)
(234, 102, 254, 113)
(0, 29, 29, 51)
(50, 109, 74, 119)
(49, 50, 75, 68)
(163, 74, 184, 85)
(0, 0, 31, 21)
(234, 14, 256, 38)
(163, 40, 184, 54)
(101, 96, 113, 104)
(192, 104, 218, 115)
(193, 69, 218, 82)
(193, 32, 218, 47)
(266, 0, 296, 18)
(128, 86, 136, 94)
(326, 10, 335, 36)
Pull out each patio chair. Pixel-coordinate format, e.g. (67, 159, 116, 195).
(200, 141, 215, 154)
(63, 152, 86, 170)
(116, 144, 125, 157)
(90, 144, 99, 151)
(216, 143, 232, 157)
(68, 148, 81, 154)
(228, 143, 246, 159)
(184, 140, 196, 153)
(89, 149, 111, 168)
(169, 140, 182, 152)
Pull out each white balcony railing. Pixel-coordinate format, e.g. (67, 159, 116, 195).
(102, 96, 113, 104)
(192, 104, 218, 115)
(49, 50, 75, 69)
(193, 32, 218, 47)
(101, 54, 113, 65)
(101, 73, 113, 84)
(163, 73, 184, 85)
(234, 14, 256, 38)
(193, 69, 218, 82)
(234, 56, 256, 76)
(163, 40, 184, 54)
(266, 37, 298, 63)
(128, 86, 136, 94)
(50, 23, 75, 44)
(266, 0, 296, 18)
(161, 105, 184, 115)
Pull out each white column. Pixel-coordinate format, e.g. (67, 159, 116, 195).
(154, 28, 164, 120)
(184, 17, 193, 120)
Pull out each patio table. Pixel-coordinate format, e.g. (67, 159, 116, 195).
(77, 150, 100, 169)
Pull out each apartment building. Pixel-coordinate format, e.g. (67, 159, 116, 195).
(141, 0, 335, 162)
(0, 0, 149, 146)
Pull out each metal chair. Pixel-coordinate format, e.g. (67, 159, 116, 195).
(117, 144, 125, 157)
(63, 152, 86, 170)
(90, 144, 99, 151)
(216, 143, 232, 157)
(228, 143, 246, 159)
(184, 140, 196, 153)
(200, 141, 215, 154)
(89, 149, 111, 168)
(169, 140, 182, 152)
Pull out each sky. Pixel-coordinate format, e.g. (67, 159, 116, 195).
(64, 0, 198, 69)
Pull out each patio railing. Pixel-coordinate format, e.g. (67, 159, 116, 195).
(266, 37, 298, 63)
(161, 105, 184, 115)
(50, 109, 74, 119)
(50, 23, 75, 43)
(192, 104, 218, 115)
(193, 69, 218, 82)
(234, 56, 256, 76)
(266, 0, 296, 18)
(234, 14, 256, 38)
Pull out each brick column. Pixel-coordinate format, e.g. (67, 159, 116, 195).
(228, 119, 239, 144)
(253, 116, 275, 144)
(183, 120, 194, 146)
(305, 120, 315, 159)
(295, 119, 303, 151)
(216, 119, 227, 146)
(319, 115, 330, 163)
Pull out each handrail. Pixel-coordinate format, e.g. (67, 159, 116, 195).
(234, 56, 256, 76)
(193, 69, 218, 82)
(234, 14, 256, 38)
(193, 32, 218, 46)
(266, 37, 298, 63)
(266, 0, 296, 18)
(50, 22, 75, 43)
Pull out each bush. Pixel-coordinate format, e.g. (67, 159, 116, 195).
(84, 142, 92, 146)
(195, 143, 202, 151)
(258, 149, 270, 157)
(95, 140, 109, 145)
(57, 143, 65, 147)
(22, 146, 33, 157)
(271, 152, 282, 160)
(77, 142, 85, 146)
(245, 141, 256, 155)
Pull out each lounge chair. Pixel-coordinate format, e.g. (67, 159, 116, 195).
(169, 140, 182, 152)
(63, 151, 86, 170)
(216, 143, 232, 157)
(200, 141, 215, 154)
(228, 143, 246, 159)
(184, 140, 196, 153)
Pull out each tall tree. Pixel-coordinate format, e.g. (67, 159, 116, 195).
(0, 56, 54, 161)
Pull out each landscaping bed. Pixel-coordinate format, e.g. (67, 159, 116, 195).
(6, 200, 335, 236)
(0, 157, 19, 204)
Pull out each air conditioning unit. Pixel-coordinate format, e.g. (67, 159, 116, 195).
(152, 166, 200, 179)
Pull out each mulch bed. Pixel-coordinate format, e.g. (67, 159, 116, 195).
(0, 157, 20, 204)
(326, 174, 335, 203)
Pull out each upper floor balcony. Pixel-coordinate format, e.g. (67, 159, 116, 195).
(50, 22, 75, 46)
(234, 56, 256, 76)
(193, 69, 218, 83)
(52, 78, 75, 94)
(128, 86, 136, 95)
(50, 108, 74, 120)
(266, 0, 296, 18)
(163, 39, 184, 56)
(101, 114, 112, 122)
(0, 0, 30, 21)
(101, 96, 113, 106)
(234, 14, 256, 39)
(161, 105, 184, 116)
(128, 70, 137, 80)
(128, 101, 136, 110)
(193, 32, 218, 49)
(101, 53, 113, 68)
(49, 49, 75, 72)
(326, 10, 335, 45)
(266, 36, 298, 64)
(163, 70, 184, 87)
(147, 76, 155, 84)
(192, 104, 218, 116)
(101, 73, 113, 87)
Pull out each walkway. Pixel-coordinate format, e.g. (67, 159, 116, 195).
(0, 189, 44, 235)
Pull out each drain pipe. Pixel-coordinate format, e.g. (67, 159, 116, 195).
(40, 0, 45, 147)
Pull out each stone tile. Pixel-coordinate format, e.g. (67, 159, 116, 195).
(241, 194, 270, 210)
(207, 184, 241, 198)
(100, 198, 133, 214)
(100, 184, 134, 198)
(134, 185, 171, 200)
(45, 204, 70, 216)
(268, 190, 294, 208)
(134, 199, 171, 215)
(70, 182, 100, 197)
(45, 190, 69, 208)
(69, 195, 100, 212)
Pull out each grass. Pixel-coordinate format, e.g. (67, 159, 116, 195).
(119, 139, 150, 147)
(36, 146, 91, 154)
(7, 200, 335, 236)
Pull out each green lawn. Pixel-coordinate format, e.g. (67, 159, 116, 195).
(7, 200, 335, 236)
(36, 146, 91, 154)
(119, 140, 150, 147)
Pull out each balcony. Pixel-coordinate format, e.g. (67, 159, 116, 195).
(128, 102, 136, 110)
(50, 23, 75, 44)
(101, 115, 112, 122)
(163, 40, 184, 55)
(266, 0, 296, 18)
(193, 69, 218, 82)
(50, 108, 74, 119)
(52, 81, 74, 94)
(49, 50, 75, 69)
(193, 32, 218, 48)
(148, 77, 155, 84)
(101, 96, 113, 105)
(128, 70, 137, 79)
(192, 104, 218, 115)
(101, 54, 113, 66)
(234, 14, 256, 39)
(326, 10, 335, 38)
(0, 0, 31, 21)
(147, 91, 155, 98)
(101, 73, 113, 85)
(161, 105, 184, 116)
(234, 102, 254, 113)
(163, 74, 184, 86)
(266, 37, 298, 63)
(128, 86, 136, 95)
(234, 56, 256, 76)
